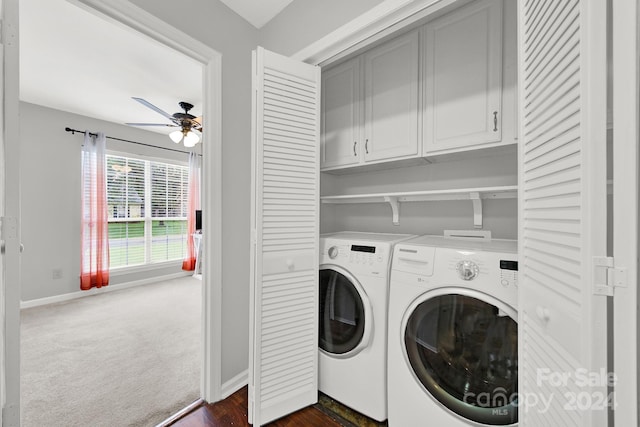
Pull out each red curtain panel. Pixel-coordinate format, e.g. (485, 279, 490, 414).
(182, 152, 201, 271)
(80, 132, 110, 289)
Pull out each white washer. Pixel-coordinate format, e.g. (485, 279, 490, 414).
(319, 231, 416, 422)
(388, 235, 519, 427)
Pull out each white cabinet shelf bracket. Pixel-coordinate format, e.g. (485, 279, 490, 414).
(470, 191, 482, 229)
(384, 196, 400, 225)
(320, 185, 517, 226)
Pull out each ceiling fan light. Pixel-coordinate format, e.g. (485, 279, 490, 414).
(183, 130, 200, 147)
(169, 130, 183, 143)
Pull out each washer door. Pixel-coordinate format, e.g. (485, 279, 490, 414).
(319, 266, 371, 357)
(403, 291, 518, 425)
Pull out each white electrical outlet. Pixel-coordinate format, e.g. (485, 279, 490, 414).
(52, 269, 63, 280)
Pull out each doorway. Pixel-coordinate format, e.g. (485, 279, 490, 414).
(10, 0, 222, 424)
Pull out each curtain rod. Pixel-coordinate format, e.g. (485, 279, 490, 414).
(65, 127, 201, 156)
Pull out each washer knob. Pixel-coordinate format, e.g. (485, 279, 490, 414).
(328, 246, 339, 259)
(456, 260, 479, 281)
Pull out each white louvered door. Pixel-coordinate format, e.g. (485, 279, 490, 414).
(518, 0, 608, 426)
(249, 47, 320, 426)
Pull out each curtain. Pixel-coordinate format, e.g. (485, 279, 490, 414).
(80, 132, 109, 289)
(182, 152, 201, 271)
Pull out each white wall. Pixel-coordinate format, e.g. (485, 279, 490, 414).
(129, 0, 259, 386)
(320, 151, 518, 238)
(259, 0, 386, 56)
(19, 101, 198, 302)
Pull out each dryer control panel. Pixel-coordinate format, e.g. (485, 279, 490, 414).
(323, 244, 385, 265)
(349, 245, 384, 266)
(320, 239, 391, 277)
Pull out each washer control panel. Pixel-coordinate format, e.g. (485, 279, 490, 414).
(456, 260, 479, 281)
(499, 260, 519, 287)
(444, 251, 518, 290)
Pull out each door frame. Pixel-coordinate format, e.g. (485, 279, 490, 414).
(68, 0, 224, 403)
(0, 1, 223, 416)
(293, 0, 639, 423)
(612, 0, 639, 425)
(2, 0, 20, 424)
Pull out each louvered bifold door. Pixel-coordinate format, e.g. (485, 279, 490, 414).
(249, 47, 320, 426)
(519, 0, 608, 426)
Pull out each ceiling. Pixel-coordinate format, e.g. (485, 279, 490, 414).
(20, 0, 295, 136)
(219, 0, 295, 28)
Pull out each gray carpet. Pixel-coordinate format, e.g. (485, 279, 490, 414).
(21, 276, 201, 427)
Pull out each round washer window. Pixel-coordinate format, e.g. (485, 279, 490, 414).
(404, 293, 518, 425)
(319, 269, 366, 355)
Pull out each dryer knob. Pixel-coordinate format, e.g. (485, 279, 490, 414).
(456, 260, 479, 281)
(328, 246, 339, 259)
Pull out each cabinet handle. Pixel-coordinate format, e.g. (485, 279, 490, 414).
(365, 139, 369, 154)
(353, 141, 357, 156)
(493, 111, 498, 132)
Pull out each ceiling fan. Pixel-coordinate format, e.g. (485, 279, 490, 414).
(126, 97, 203, 147)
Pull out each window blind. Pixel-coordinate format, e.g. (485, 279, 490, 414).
(105, 154, 188, 268)
(150, 162, 189, 263)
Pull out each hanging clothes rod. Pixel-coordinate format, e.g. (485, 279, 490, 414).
(65, 127, 200, 156)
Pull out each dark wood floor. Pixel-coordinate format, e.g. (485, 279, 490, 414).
(171, 386, 347, 427)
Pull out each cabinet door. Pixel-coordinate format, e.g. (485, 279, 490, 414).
(250, 47, 320, 426)
(363, 30, 419, 162)
(424, 0, 503, 154)
(321, 58, 361, 169)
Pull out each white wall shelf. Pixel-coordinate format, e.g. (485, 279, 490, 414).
(320, 185, 517, 226)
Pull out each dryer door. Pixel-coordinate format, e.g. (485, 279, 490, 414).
(319, 266, 372, 357)
(403, 290, 518, 425)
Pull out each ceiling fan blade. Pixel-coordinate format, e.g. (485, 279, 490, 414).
(125, 122, 177, 127)
(132, 97, 175, 121)
(193, 116, 203, 131)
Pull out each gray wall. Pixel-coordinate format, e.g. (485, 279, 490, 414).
(320, 151, 518, 239)
(130, 0, 259, 386)
(19, 102, 197, 302)
(260, 0, 386, 56)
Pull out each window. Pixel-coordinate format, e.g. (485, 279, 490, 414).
(106, 154, 189, 269)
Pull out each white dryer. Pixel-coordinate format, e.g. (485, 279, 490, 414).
(388, 235, 519, 426)
(319, 231, 415, 422)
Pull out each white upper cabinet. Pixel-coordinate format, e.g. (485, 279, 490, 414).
(423, 0, 504, 154)
(320, 0, 514, 172)
(320, 31, 421, 171)
(321, 57, 361, 168)
(363, 31, 420, 162)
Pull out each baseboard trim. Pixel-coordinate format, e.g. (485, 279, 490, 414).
(156, 398, 204, 427)
(220, 370, 248, 400)
(20, 272, 192, 309)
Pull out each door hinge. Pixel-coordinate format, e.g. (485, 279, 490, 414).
(593, 256, 628, 296)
